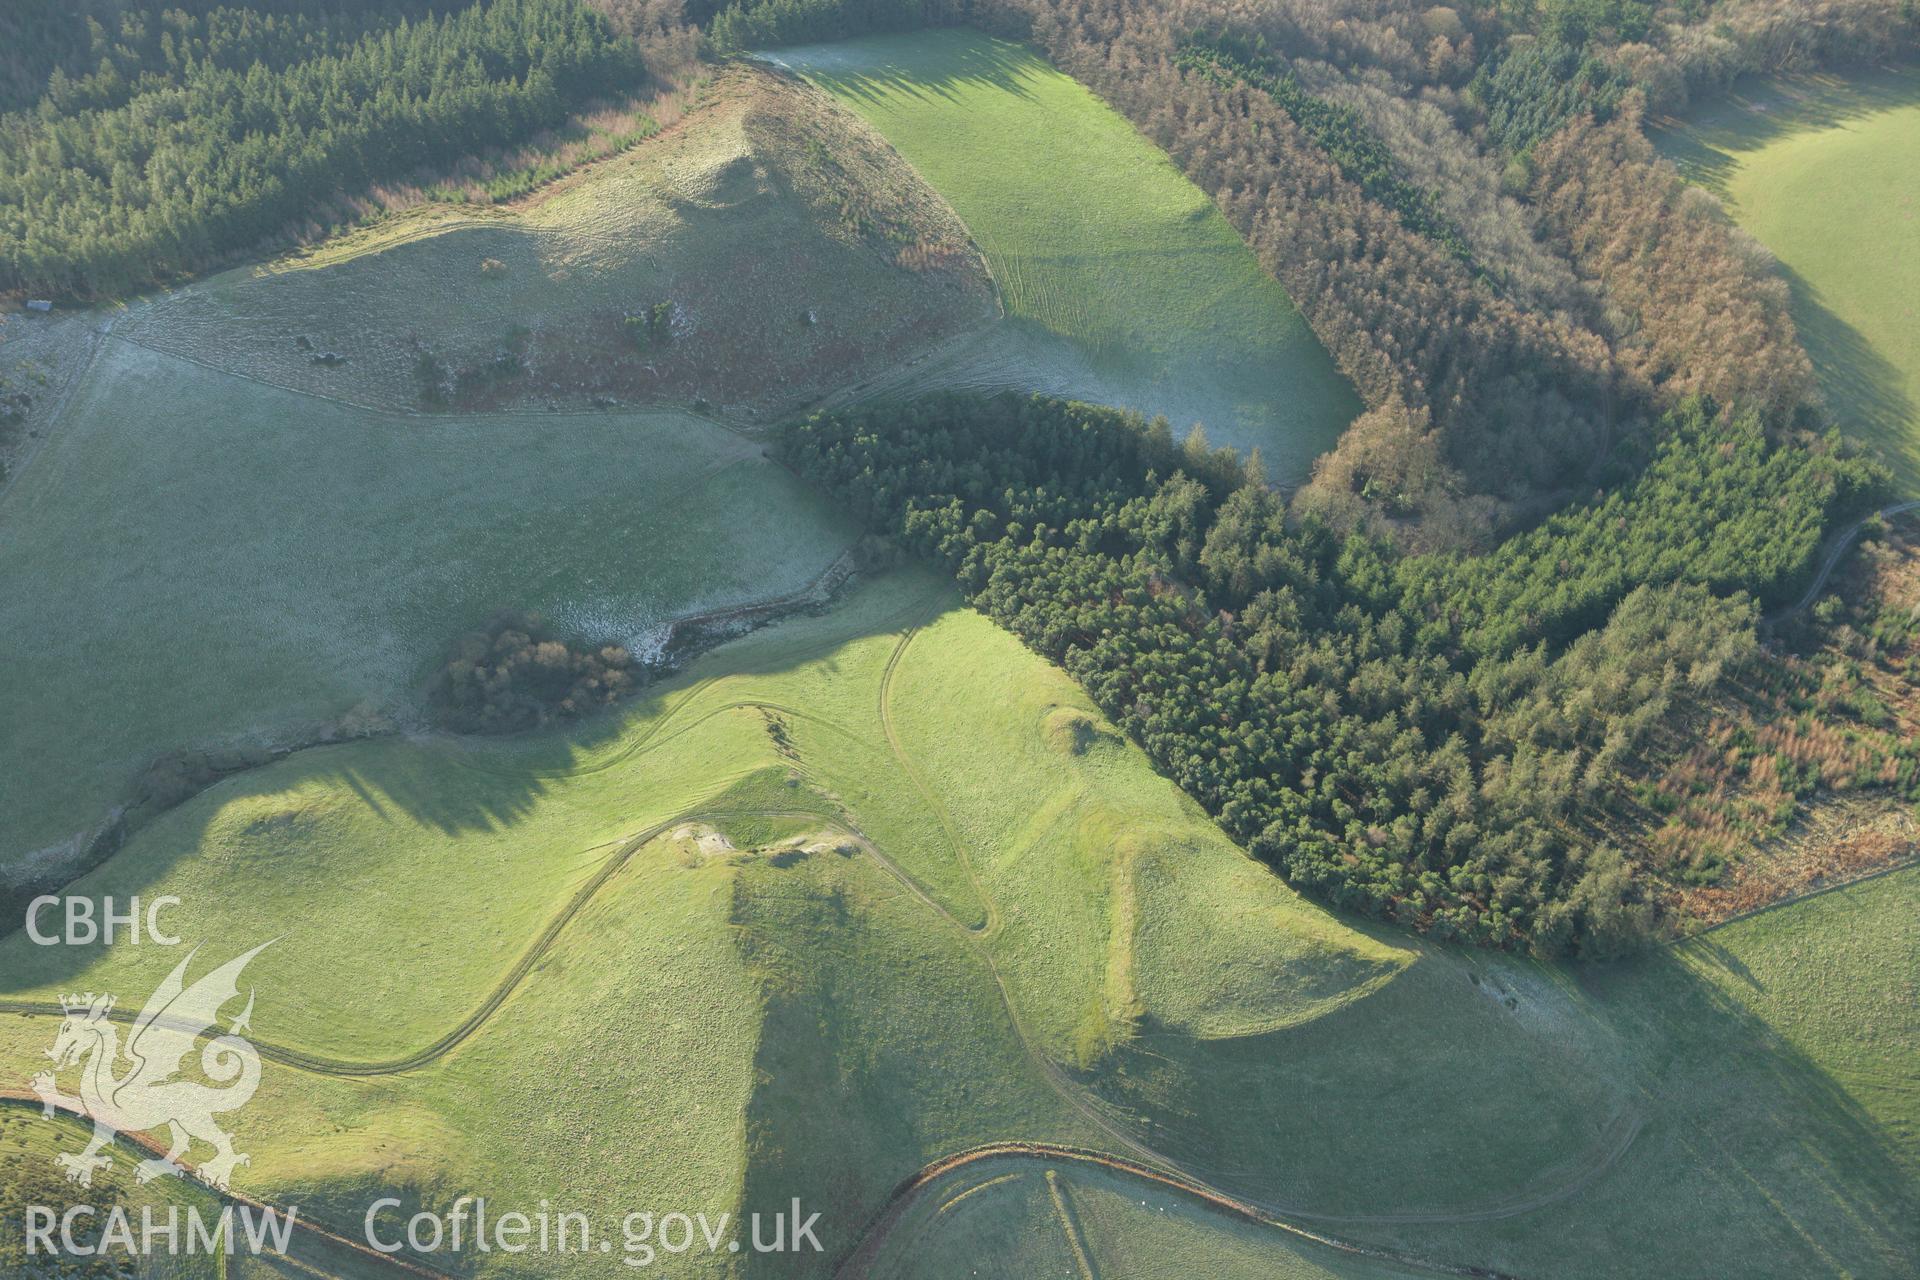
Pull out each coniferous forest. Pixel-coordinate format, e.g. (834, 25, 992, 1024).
(0, 0, 648, 297)
(1, 0, 1917, 1270)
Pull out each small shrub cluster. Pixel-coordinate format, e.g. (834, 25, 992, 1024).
(0, 383, 29, 477)
(626, 301, 674, 346)
(453, 349, 527, 400)
(432, 611, 641, 733)
(413, 329, 530, 409)
(413, 350, 451, 407)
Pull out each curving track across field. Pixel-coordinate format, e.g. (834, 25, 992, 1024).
(0, 589, 1641, 1278)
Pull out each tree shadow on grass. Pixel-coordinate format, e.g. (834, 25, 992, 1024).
(1782, 262, 1918, 487)
(763, 28, 1041, 110)
(1653, 64, 1920, 197)
(1064, 931, 1918, 1276)
(1075, 943, 1640, 1221)
(1542, 940, 1920, 1274)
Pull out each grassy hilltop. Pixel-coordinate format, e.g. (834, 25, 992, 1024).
(1, 571, 1913, 1277)
(117, 67, 996, 420)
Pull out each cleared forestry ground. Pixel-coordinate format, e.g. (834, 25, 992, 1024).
(1656, 65, 1920, 489)
(0, 572, 1912, 1278)
(767, 29, 1361, 482)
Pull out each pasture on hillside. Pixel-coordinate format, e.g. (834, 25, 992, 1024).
(0, 337, 855, 880)
(117, 66, 994, 421)
(1656, 65, 1920, 488)
(1, 571, 1912, 1277)
(768, 30, 1360, 482)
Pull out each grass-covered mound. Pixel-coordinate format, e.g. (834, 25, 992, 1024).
(0, 338, 855, 878)
(1, 572, 1911, 1277)
(1656, 65, 1920, 488)
(769, 29, 1360, 480)
(0, 572, 1412, 1273)
(116, 65, 994, 420)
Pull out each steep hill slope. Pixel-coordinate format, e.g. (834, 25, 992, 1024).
(116, 65, 994, 421)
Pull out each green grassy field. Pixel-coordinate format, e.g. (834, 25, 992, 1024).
(0, 336, 855, 878)
(769, 30, 1360, 482)
(1656, 66, 1920, 489)
(2, 42, 1914, 1278)
(1, 570, 1912, 1277)
(0, 572, 1294, 1273)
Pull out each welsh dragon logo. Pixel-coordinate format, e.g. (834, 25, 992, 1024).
(31, 942, 269, 1190)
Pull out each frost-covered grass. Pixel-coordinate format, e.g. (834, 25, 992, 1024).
(0, 339, 853, 870)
